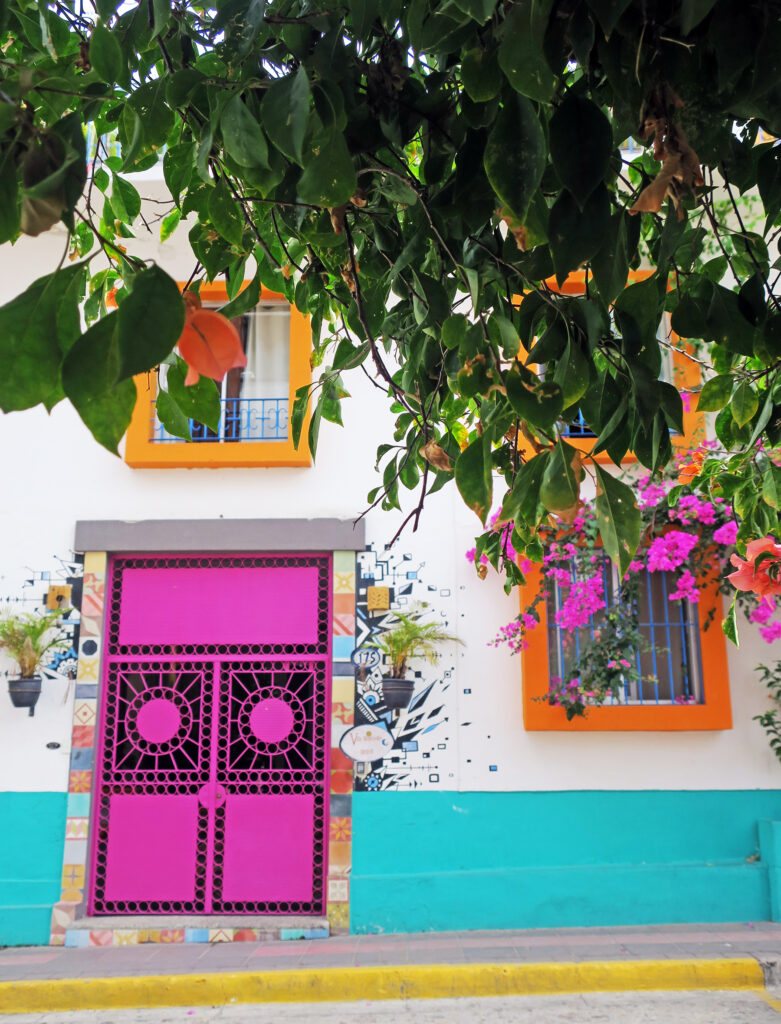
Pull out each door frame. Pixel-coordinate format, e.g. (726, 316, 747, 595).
(51, 519, 360, 946)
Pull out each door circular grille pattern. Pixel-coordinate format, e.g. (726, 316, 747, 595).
(126, 688, 193, 755)
(239, 689, 303, 754)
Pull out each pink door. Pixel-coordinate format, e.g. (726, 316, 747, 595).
(89, 555, 331, 915)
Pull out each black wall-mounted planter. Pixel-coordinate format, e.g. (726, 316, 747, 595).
(381, 676, 415, 709)
(8, 676, 42, 716)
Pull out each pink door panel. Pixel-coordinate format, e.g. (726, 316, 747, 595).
(103, 795, 200, 904)
(220, 794, 315, 904)
(91, 554, 331, 917)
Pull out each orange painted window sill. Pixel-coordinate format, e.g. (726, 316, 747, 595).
(123, 282, 312, 469)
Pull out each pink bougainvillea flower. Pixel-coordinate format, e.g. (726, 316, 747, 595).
(713, 520, 739, 546)
(178, 291, 246, 386)
(647, 530, 698, 572)
(727, 537, 781, 599)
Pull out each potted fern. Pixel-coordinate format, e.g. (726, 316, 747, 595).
(369, 605, 463, 709)
(0, 609, 68, 716)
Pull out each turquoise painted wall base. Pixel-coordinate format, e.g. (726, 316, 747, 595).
(351, 791, 781, 934)
(0, 792, 66, 947)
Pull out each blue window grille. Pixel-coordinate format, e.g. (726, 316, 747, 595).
(151, 397, 289, 443)
(546, 556, 703, 705)
(561, 409, 596, 438)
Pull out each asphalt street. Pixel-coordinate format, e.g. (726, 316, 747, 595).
(6, 991, 781, 1024)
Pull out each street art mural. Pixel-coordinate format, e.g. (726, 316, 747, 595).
(350, 546, 459, 792)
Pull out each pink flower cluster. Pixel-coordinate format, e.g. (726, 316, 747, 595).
(488, 619, 527, 654)
(713, 520, 739, 546)
(750, 597, 781, 643)
(637, 474, 670, 509)
(671, 494, 718, 526)
(668, 569, 700, 603)
(646, 531, 698, 572)
(554, 575, 606, 630)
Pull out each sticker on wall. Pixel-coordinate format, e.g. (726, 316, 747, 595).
(340, 723, 393, 762)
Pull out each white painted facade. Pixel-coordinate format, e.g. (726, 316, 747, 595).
(0, 174, 779, 799)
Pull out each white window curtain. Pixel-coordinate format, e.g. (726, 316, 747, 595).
(240, 304, 290, 402)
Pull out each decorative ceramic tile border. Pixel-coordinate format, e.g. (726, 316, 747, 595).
(54, 546, 356, 946)
(50, 551, 106, 946)
(326, 550, 356, 934)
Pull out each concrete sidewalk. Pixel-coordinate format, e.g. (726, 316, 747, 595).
(1, 923, 781, 1014)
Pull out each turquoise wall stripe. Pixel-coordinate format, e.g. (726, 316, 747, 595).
(351, 791, 781, 934)
(0, 792, 66, 947)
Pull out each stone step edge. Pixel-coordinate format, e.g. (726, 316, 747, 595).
(63, 916, 329, 947)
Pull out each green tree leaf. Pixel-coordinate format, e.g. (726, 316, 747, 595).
(455, 433, 492, 523)
(222, 93, 269, 170)
(155, 386, 192, 441)
(461, 46, 502, 102)
(260, 66, 311, 165)
(549, 95, 612, 208)
(208, 178, 244, 247)
(484, 94, 545, 222)
(89, 23, 123, 87)
(165, 355, 221, 432)
(498, 0, 557, 103)
(61, 312, 137, 453)
(0, 264, 83, 412)
(696, 374, 733, 412)
(731, 381, 759, 427)
(298, 132, 357, 207)
(540, 439, 582, 513)
(548, 184, 610, 284)
(116, 266, 185, 380)
(594, 465, 641, 579)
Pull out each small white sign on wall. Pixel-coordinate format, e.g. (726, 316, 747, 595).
(339, 723, 393, 762)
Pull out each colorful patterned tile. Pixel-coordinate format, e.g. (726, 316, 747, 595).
(65, 817, 88, 839)
(333, 572, 356, 595)
(333, 612, 356, 636)
(62, 839, 88, 866)
(328, 841, 351, 873)
(66, 792, 90, 817)
(51, 903, 77, 931)
(233, 929, 259, 942)
(71, 724, 95, 749)
(326, 902, 349, 931)
(69, 747, 93, 770)
(330, 769, 353, 794)
(68, 770, 92, 793)
(76, 656, 99, 680)
(83, 552, 107, 577)
(327, 878, 349, 902)
(62, 864, 84, 890)
(64, 929, 90, 948)
(209, 929, 233, 943)
(89, 930, 113, 947)
(113, 930, 139, 946)
(330, 817, 352, 841)
(50, 933, 65, 947)
(332, 551, 355, 574)
(72, 699, 97, 727)
(332, 677, 355, 705)
(333, 593, 355, 615)
(332, 636, 354, 660)
(160, 929, 185, 943)
(185, 928, 210, 943)
(330, 748, 353, 772)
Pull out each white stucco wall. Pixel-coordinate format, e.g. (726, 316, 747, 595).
(0, 175, 778, 795)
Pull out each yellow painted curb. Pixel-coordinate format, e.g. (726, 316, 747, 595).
(0, 958, 765, 1014)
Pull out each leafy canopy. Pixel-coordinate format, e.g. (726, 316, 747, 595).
(1, 0, 780, 585)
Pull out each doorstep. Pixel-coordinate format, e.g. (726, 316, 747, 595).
(63, 915, 329, 947)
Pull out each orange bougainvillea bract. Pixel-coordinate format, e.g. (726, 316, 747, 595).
(178, 291, 246, 386)
(727, 537, 781, 599)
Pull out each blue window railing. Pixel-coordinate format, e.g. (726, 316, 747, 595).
(546, 556, 703, 706)
(151, 397, 288, 443)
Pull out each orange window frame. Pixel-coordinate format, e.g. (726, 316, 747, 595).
(124, 282, 312, 468)
(519, 560, 732, 732)
(519, 270, 704, 463)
